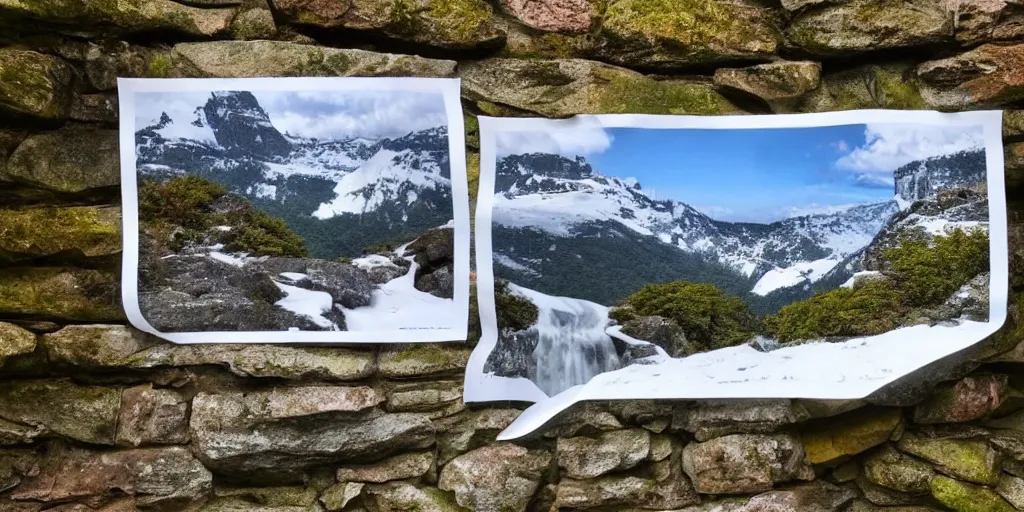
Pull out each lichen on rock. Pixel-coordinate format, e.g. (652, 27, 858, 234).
(0, 0, 238, 38)
(918, 43, 1024, 109)
(0, 206, 120, 262)
(0, 267, 122, 322)
(0, 49, 73, 122)
(3, 125, 119, 194)
(787, 0, 953, 54)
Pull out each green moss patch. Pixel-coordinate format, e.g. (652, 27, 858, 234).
(494, 279, 538, 332)
(931, 475, 1015, 512)
(764, 279, 905, 342)
(0, 206, 119, 258)
(884, 227, 989, 307)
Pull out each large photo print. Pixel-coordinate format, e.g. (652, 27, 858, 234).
(466, 111, 1007, 438)
(119, 77, 470, 343)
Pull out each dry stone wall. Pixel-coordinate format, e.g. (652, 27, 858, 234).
(1, 0, 1024, 510)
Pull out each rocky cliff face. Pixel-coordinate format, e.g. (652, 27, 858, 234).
(1, 0, 1024, 511)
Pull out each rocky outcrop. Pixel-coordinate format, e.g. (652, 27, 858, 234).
(556, 428, 650, 478)
(714, 61, 821, 109)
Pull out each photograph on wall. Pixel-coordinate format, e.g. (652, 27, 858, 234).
(465, 110, 1007, 438)
(118, 77, 470, 343)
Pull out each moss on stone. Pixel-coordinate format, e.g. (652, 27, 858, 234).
(0, 206, 120, 258)
(0, 267, 123, 322)
(494, 280, 538, 332)
(800, 63, 925, 113)
(931, 475, 1016, 512)
(0, 378, 120, 445)
(899, 433, 1001, 486)
(0, 48, 73, 121)
(801, 407, 902, 464)
(591, 67, 737, 114)
(0, 322, 35, 364)
(147, 53, 172, 78)
(379, 344, 472, 378)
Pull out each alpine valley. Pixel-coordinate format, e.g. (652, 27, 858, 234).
(491, 150, 987, 316)
(135, 90, 454, 259)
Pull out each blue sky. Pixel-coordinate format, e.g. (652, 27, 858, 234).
(497, 123, 984, 223)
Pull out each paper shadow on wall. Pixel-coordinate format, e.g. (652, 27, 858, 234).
(464, 111, 1008, 439)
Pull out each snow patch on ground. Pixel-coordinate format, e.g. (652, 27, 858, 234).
(351, 255, 394, 270)
(751, 258, 841, 296)
(842, 271, 882, 289)
(272, 281, 337, 329)
(341, 256, 457, 331)
(494, 254, 539, 277)
(209, 251, 248, 268)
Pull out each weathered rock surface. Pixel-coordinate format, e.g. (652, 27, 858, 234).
(0, 0, 238, 38)
(0, 379, 119, 445)
(271, 0, 505, 50)
(898, 431, 1001, 485)
(461, 58, 742, 117)
(11, 445, 212, 507)
(714, 61, 821, 107)
(555, 446, 699, 509)
(0, 206, 120, 261)
(931, 474, 1016, 512)
(0, 267, 121, 322)
(799, 63, 925, 112)
(336, 451, 434, 483)
(170, 41, 458, 78)
(801, 407, 903, 464)
(591, 0, 781, 69)
(918, 43, 1024, 109)
(557, 428, 649, 478)
(0, 322, 35, 365)
(862, 444, 935, 493)
(997, 473, 1024, 509)
(82, 42, 174, 90)
(41, 324, 153, 368)
(787, 0, 953, 54)
(682, 434, 814, 494)
(4, 126, 119, 193)
(619, 315, 690, 357)
(378, 344, 472, 378)
(500, 0, 595, 32)
(675, 400, 797, 441)
(436, 408, 522, 465)
(129, 343, 377, 380)
(0, 49, 73, 122)
(914, 374, 1010, 424)
(682, 481, 858, 512)
(386, 380, 463, 416)
(189, 387, 434, 475)
(321, 481, 364, 511)
(70, 92, 118, 123)
(116, 384, 189, 447)
(438, 443, 551, 511)
(950, 0, 1024, 44)
(363, 482, 468, 512)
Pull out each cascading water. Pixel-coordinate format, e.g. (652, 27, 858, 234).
(507, 284, 621, 397)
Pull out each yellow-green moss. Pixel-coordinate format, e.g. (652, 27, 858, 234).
(764, 279, 906, 342)
(0, 267, 123, 321)
(426, 0, 493, 43)
(900, 434, 1001, 486)
(884, 227, 989, 306)
(604, 0, 730, 45)
(146, 54, 172, 78)
(931, 475, 1015, 512)
(0, 206, 119, 258)
(591, 68, 736, 114)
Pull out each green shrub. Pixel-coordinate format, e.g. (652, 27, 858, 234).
(763, 279, 905, 342)
(363, 242, 395, 255)
(495, 279, 539, 332)
(224, 210, 307, 258)
(139, 176, 226, 229)
(617, 281, 757, 351)
(883, 227, 989, 307)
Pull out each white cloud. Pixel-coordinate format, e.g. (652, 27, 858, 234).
(783, 202, 863, 218)
(693, 205, 734, 220)
(496, 127, 613, 158)
(833, 140, 850, 152)
(836, 123, 984, 185)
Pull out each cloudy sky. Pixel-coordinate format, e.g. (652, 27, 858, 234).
(135, 89, 447, 140)
(497, 123, 985, 223)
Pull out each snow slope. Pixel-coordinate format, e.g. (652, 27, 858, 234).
(341, 250, 458, 331)
(751, 258, 842, 296)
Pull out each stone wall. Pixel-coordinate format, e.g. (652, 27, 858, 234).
(1, 0, 1024, 510)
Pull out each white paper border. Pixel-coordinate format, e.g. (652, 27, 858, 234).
(463, 110, 1008, 437)
(118, 77, 470, 344)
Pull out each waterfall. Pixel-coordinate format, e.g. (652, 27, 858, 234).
(508, 284, 621, 397)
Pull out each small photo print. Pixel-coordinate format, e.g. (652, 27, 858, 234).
(118, 77, 470, 344)
(466, 111, 1007, 438)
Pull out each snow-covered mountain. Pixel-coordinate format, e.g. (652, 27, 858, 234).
(491, 153, 900, 308)
(894, 150, 986, 208)
(134, 91, 453, 259)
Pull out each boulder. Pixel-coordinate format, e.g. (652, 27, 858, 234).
(0, 379, 119, 445)
(681, 434, 814, 494)
(556, 428, 650, 479)
(271, 0, 505, 51)
(898, 431, 1001, 486)
(714, 61, 822, 109)
(438, 443, 551, 511)
(674, 399, 797, 441)
(4, 126, 119, 193)
(918, 43, 1024, 109)
(997, 474, 1024, 510)
(11, 445, 212, 508)
(931, 475, 1016, 512)
(620, 315, 691, 357)
(914, 374, 1010, 424)
(0, 206, 120, 261)
(436, 408, 522, 465)
(170, 41, 457, 78)
(950, 0, 1024, 44)
(801, 407, 902, 464)
(336, 451, 435, 483)
(555, 445, 698, 509)
(787, 0, 952, 54)
(862, 444, 935, 493)
(363, 482, 468, 512)
(461, 58, 742, 117)
(591, 0, 781, 69)
(189, 387, 434, 475)
(230, 4, 277, 40)
(499, 0, 596, 32)
(857, 474, 925, 506)
(41, 325, 154, 368)
(0, 49, 73, 122)
(385, 380, 464, 416)
(798, 63, 925, 112)
(116, 384, 190, 447)
(0, 0, 237, 38)
(0, 322, 35, 366)
(378, 344, 472, 378)
(321, 482, 364, 511)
